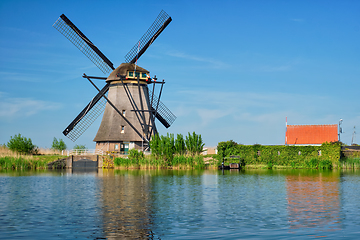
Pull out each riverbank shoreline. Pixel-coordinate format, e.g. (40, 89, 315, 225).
(2, 155, 360, 170)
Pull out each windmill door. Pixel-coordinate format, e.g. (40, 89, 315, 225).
(121, 142, 129, 154)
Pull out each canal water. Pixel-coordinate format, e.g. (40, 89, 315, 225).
(0, 169, 359, 239)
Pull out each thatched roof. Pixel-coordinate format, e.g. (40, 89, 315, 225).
(106, 63, 149, 82)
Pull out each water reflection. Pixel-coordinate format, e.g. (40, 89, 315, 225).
(1, 169, 360, 239)
(98, 170, 154, 239)
(286, 171, 341, 231)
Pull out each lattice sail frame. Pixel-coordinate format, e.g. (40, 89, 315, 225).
(65, 94, 108, 142)
(148, 88, 176, 128)
(55, 11, 175, 142)
(53, 15, 114, 74)
(124, 10, 171, 63)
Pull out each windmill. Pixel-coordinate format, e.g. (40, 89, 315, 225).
(53, 10, 176, 153)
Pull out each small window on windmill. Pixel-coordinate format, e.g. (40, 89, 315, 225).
(128, 71, 134, 77)
(122, 110, 126, 116)
(298, 151, 301, 155)
(115, 144, 119, 150)
(278, 151, 281, 156)
(135, 72, 140, 78)
(121, 126, 125, 133)
(318, 150, 322, 156)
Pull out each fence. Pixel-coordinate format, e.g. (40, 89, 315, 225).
(67, 149, 104, 156)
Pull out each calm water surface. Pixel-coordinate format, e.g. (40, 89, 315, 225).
(1, 169, 360, 239)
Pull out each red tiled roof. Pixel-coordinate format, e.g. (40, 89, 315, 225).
(286, 124, 338, 145)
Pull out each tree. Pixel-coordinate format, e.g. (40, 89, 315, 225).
(217, 140, 238, 159)
(7, 133, 36, 154)
(73, 144, 87, 150)
(51, 137, 67, 151)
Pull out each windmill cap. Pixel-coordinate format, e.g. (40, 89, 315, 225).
(106, 63, 149, 82)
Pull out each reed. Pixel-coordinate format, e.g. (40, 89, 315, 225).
(340, 157, 360, 169)
(113, 151, 205, 169)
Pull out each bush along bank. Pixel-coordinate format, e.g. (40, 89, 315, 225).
(217, 141, 341, 169)
(113, 132, 206, 169)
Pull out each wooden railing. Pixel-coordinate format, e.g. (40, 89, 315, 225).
(67, 149, 104, 156)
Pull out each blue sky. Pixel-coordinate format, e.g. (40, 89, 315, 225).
(1, 0, 359, 149)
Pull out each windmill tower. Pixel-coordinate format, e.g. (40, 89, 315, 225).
(53, 11, 176, 152)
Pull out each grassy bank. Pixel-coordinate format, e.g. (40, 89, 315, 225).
(339, 157, 360, 169)
(0, 146, 65, 170)
(112, 153, 211, 169)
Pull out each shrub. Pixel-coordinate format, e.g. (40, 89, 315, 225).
(7, 134, 36, 154)
(51, 137, 67, 151)
(114, 157, 129, 167)
(319, 160, 332, 169)
(217, 140, 238, 159)
(74, 144, 87, 150)
(128, 149, 144, 163)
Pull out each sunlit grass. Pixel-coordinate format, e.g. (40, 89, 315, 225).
(113, 154, 207, 169)
(340, 157, 360, 169)
(0, 146, 65, 170)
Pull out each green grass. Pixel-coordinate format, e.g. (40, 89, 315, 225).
(0, 155, 64, 170)
(340, 157, 360, 169)
(113, 154, 206, 169)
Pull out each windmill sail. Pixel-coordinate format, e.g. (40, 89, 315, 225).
(124, 10, 172, 63)
(53, 14, 114, 74)
(63, 83, 110, 141)
(56, 11, 176, 145)
(148, 88, 176, 128)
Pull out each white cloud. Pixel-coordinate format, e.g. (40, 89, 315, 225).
(0, 93, 62, 119)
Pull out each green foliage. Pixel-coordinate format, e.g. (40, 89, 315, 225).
(128, 149, 144, 163)
(340, 157, 360, 169)
(161, 133, 175, 162)
(217, 140, 238, 159)
(149, 133, 175, 163)
(150, 131, 205, 162)
(114, 157, 131, 167)
(185, 132, 205, 155)
(7, 134, 36, 154)
(175, 134, 186, 155)
(0, 156, 55, 170)
(51, 137, 67, 151)
(216, 141, 341, 169)
(304, 158, 319, 169)
(73, 144, 87, 150)
(318, 160, 333, 169)
(113, 132, 207, 169)
(149, 133, 161, 156)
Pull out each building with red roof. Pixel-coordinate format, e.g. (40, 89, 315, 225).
(286, 124, 338, 145)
